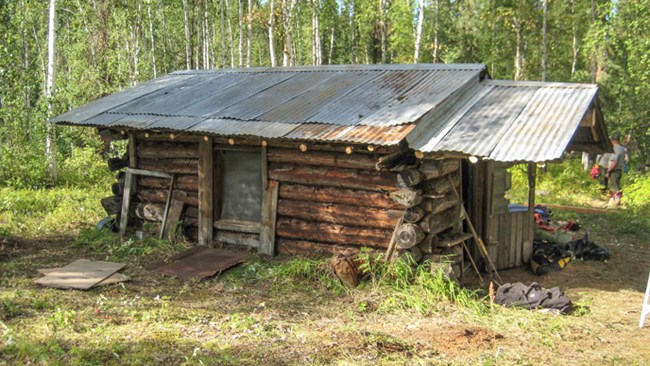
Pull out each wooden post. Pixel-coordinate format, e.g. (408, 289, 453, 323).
(119, 134, 138, 237)
(522, 163, 536, 263)
(198, 137, 214, 246)
(260, 180, 279, 256)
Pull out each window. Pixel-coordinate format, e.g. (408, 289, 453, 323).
(218, 150, 263, 223)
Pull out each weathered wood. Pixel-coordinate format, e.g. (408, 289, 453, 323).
(139, 175, 198, 191)
(119, 172, 134, 236)
(126, 167, 173, 179)
(396, 223, 426, 249)
(139, 158, 198, 174)
(214, 219, 261, 234)
(101, 196, 122, 215)
(422, 174, 460, 195)
(332, 250, 363, 288)
(108, 156, 129, 171)
(260, 180, 279, 255)
(268, 148, 378, 170)
(403, 206, 425, 223)
(278, 199, 403, 230)
(276, 218, 392, 248)
(418, 234, 438, 254)
(279, 184, 402, 209)
(215, 231, 260, 248)
(418, 207, 458, 235)
(277, 239, 359, 257)
(158, 174, 176, 239)
(420, 196, 459, 215)
(136, 202, 164, 222)
(397, 169, 425, 188)
(388, 188, 422, 208)
(136, 189, 198, 206)
(98, 128, 128, 141)
(162, 199, 184, 240)
(137, 141, 200, 159)
(376, 149, 416, 171)
(437, 232, 473, 248)
(198, 138, 214, 246)
(269, 164, 397, 192)
(419, 159, 460, 180)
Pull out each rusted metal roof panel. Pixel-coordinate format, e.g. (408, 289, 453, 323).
(284, 123, 416, 145)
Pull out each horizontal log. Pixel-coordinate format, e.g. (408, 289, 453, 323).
(397, 169, 425, 188)
(100, 196, 122, 215)
(277, 239, 363, 257)
(419, 159, 460, 180)
(403, 206, 426, 223)
(396, 223, 426, 249)
(376, 149, 417, 171)
(389, 189, 422, 208)
(134, 202, 198, 225)
(276, 218, 392, 248)
(267, 148, 378, 170)
(136, 189, 199, 206)
(111, 181, 125, 197)
(398, 246, 423, 263)
(139, 158, 198, 175)
(269, 164, 397, 192)
(420, 196, 459, 215)
(137, 141, 200, 159)
(278, 199, 403, 230)
(423, 174, 460, 196)
(278, 184, 403, 209)
(419, 207, 459, 235)
(418, 234, 439, 254)
(215, 231, 260, 248)
(138, 175, 198, 191)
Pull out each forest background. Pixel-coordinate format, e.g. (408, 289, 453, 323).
(0, 0, 649, 188)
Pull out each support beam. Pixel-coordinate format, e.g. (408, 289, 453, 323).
(198, 137, 214, 246)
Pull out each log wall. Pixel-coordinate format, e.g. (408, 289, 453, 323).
(134, 139, 200, 240)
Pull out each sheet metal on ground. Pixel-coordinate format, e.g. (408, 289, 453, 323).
(37, 268, 129, 287)
(35, 259, 126, 290)
(148, 247, 248, 280)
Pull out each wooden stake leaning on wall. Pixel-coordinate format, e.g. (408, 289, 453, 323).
(159, 174, 176, 239)
(446, 175, 502, 284)
(384, 217, 404, 262)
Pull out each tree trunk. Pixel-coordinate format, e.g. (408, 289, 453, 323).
(311, 0, 322, 65)
(45, 0, 57, 182)
(328, 27, 335, 64)
(432, 0, 439, 62)
(182, 0, 191, 69)
(541, 0, 548, 82)
(247, 0, 252, 67)
(571, 0, 578, 78)
(225, 0, 235, 67)
(146, 0, 157, 77)
(238, 0, 244, 67)
(221, 0, 227, 67)
(413, 0, 425, 63)
(268, 0, 276, 67)
(514, 18, 523, 81)
(379, 0, 387, 63)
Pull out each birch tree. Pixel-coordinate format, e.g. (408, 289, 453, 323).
(268, 0, 276, 66)
(45, 0, 57, 181)
(413, 0, 425, 63)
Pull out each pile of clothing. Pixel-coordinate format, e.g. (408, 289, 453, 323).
(531, 233, 611, 275)
(495, 282, 573, 314)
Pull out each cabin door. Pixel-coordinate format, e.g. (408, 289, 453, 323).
(213, 149, 264, 249)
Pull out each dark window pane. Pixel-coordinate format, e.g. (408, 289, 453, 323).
(219, 150, 262, 222)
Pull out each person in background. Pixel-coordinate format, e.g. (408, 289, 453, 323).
(596, 153, 611, 193)
(605, 133, 627, 208)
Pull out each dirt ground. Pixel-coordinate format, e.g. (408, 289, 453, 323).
(1, 211, 650, 365)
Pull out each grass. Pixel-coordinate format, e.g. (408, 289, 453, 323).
(1, 156, 650, 364)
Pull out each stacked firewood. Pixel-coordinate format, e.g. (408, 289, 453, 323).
(380, 150, 465, 275)
(99, 155, 129, 226)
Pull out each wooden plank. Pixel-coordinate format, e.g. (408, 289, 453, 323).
(119, 171, 133, 236)
(198, 138, 214, 246)
(126, 167, 173, 179)
(279, 184, 402, 209)
(215, 231, 260, 248)
(278, 199, 403, 229)
(35, 259, 125, 290)
(260, 180, 279, 255)
(163, 199, 185, 240)
(261, 145, 268, 190)
(214, 219, 261, 234)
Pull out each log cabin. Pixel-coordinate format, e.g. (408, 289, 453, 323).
(52, 64, 610, 272)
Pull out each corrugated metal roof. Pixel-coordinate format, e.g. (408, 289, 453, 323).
(408, 80, 608, 162)
(52, 64, 608, 162)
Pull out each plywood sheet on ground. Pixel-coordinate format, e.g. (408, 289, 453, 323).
(37, 268, 129, 287)
(35, 259, 126, 290)
(147, 247, 248, 280)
